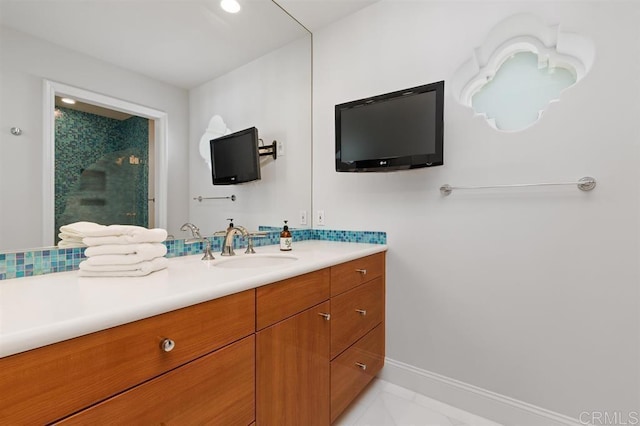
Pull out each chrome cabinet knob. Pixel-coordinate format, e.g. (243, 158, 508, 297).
(355, 309, 367, 316)
(356, 269, 367, 275)
(318, 312, 331, 321)
(355, 362, 367, 371)
(161, 338, 175, 352)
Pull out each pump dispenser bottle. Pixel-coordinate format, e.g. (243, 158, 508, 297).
(280, 220, 292, 251)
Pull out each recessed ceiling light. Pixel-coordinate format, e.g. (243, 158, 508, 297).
(220, 0, 240, 14)
(61, 98, 76, 105)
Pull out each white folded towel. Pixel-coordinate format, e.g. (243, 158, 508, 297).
(57, 239, 85, 248)
(58, 233, 84, 242)
(83, 228, 168, 246)
(78, 257, 169, 277)
(83, 253, 164, 266)
(60, 221, 168, 245)
(60, 221, 106, 237)
(84, 243, 167, 259)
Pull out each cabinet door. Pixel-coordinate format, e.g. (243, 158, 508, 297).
(57, 335, 255, 425)
(257, 301, 331, 426)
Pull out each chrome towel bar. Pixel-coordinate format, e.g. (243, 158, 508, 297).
(193, 195, 236, 202)
(440, 176, 596, 196)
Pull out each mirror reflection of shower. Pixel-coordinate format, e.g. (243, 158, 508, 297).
(54, 97, 155, 244)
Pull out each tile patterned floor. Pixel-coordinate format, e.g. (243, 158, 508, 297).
(334, 379, 503, 426)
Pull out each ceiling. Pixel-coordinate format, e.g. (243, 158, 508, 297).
(276, 0, 379, 32)
(0, 0, 378, 89)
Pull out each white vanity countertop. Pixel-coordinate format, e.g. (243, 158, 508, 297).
(0, 240, 387, 358)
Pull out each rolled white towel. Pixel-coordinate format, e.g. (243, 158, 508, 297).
(78, 257, 169, 276)
(83, 228, 168, 246)
(84, 243, 167, 259)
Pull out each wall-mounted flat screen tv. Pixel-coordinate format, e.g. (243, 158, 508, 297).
(210, 127, 261, 185)
(335, 80, 444, 172)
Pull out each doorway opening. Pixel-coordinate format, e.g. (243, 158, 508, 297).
(53, 99, 155, 244)
(43, 80, 168, 246)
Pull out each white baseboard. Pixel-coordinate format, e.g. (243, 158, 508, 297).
(379, 357, 586, 426)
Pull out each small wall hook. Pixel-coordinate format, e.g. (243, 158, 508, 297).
(10, 127, 22, 136)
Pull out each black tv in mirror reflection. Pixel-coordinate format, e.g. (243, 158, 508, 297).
(210, 127, 261, 185)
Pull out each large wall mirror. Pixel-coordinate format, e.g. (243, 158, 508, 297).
(0, 0, 312, 252)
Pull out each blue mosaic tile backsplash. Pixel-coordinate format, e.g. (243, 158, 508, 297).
(0, 228, 386, 281)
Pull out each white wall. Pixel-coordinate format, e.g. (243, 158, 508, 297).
(188, 36, 312, 236)
(313, 1, 639, 421)
(0, 26, 189, 250)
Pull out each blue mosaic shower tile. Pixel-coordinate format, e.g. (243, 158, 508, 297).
(55, 108, 149, 244)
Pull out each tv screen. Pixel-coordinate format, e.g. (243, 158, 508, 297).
(210, 127, 261, 185)
(335, 80, 444, 172)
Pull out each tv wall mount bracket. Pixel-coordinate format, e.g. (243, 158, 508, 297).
(258, 139, 277, 160)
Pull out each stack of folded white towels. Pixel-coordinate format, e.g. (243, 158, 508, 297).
(59, 222, 169, 277)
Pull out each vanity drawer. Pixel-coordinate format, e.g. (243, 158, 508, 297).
(330, 324, 385, 423)
(330, 252, 385, 296)
(57, 335, 255, 425)
(0, 289, 255, 425)
(257, 268, 330, 330)
(331, 277, 383, 359)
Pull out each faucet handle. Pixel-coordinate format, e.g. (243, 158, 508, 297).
(226, 218, 234, 228)
(245, 234, 256, 254)
(249, 231, 268, 238)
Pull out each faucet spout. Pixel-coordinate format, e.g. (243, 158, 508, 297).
(181, 222, 214, 260)
(221, 226, 248, 256)
(180, 222, 202, 239)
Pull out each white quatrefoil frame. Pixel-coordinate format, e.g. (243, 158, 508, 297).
(451, 13, 595, 131)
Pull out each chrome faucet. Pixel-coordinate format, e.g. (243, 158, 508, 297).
(219, 219, 249, 256)
(180, 222, 215, 261)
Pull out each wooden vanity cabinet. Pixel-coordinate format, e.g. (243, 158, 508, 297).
(0, 251, 385, 425)
(0, 289, 256, 425)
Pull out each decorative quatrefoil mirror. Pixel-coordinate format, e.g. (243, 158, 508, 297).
(452, 13, 595, 131)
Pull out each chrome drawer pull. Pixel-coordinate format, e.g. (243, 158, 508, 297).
(355, 362, 367, 371)
(160, 338, 176, 352)
(318, 312, 331, 321)
(356, 269, 367, 275)
(355, 309, 367, 316)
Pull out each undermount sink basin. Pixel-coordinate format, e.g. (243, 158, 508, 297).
(216, 253, 298, 269)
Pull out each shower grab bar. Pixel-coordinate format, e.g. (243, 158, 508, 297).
(440, 176, 596, 196)
(193, 195, 236, 202)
